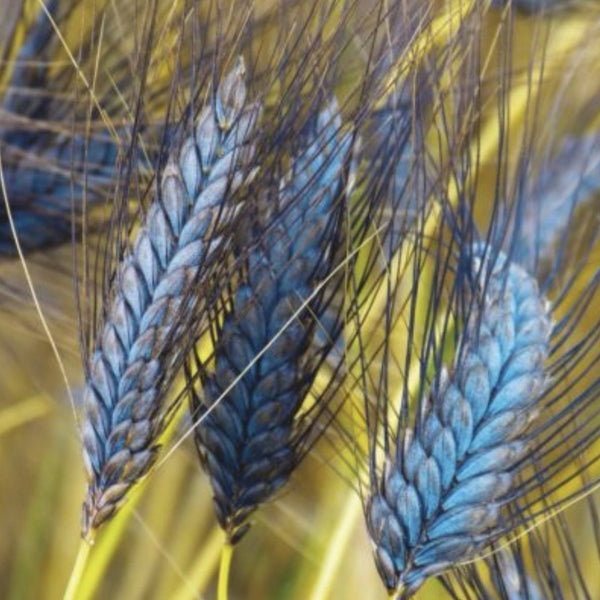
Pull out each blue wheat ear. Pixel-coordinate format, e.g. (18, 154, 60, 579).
(0, 128, 124, 255)
(499, 133, 600, 278)
(79, 57, 260, 539)
(189, 98, 355, 544)
(392, 87, 600, 600)
(354, 5, 600, 598)
(361, 88, 425, 265)
(1, 0, 59, 122)
(0, 0, 131, 255)
(424, 124, 600, 599)
(364, 243, 552, 598)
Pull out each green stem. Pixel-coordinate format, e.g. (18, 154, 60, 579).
(63, 539, 91, 600)
(218, 543, 234, 600)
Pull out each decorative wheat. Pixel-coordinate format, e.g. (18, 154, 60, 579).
(190, 99, 354, 544)
(366, 244, 552, 597)
(80, 57, 260, 539)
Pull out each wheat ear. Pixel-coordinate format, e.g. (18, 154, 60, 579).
(0, 128, 124, 255)
(190, 99, 354, 544)
(80, 57, 259, 539)
(366, 245, 552, 597)
(0, 0, 124, 255)
(505, 134, 600, 274)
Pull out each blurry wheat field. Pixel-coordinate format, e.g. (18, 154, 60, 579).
(2, 1, 600, 599)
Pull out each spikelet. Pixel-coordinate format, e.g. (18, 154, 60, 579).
(189, 99, 354, 543)
(365, 243, 552, 597)
(79, 57, 260, 539)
